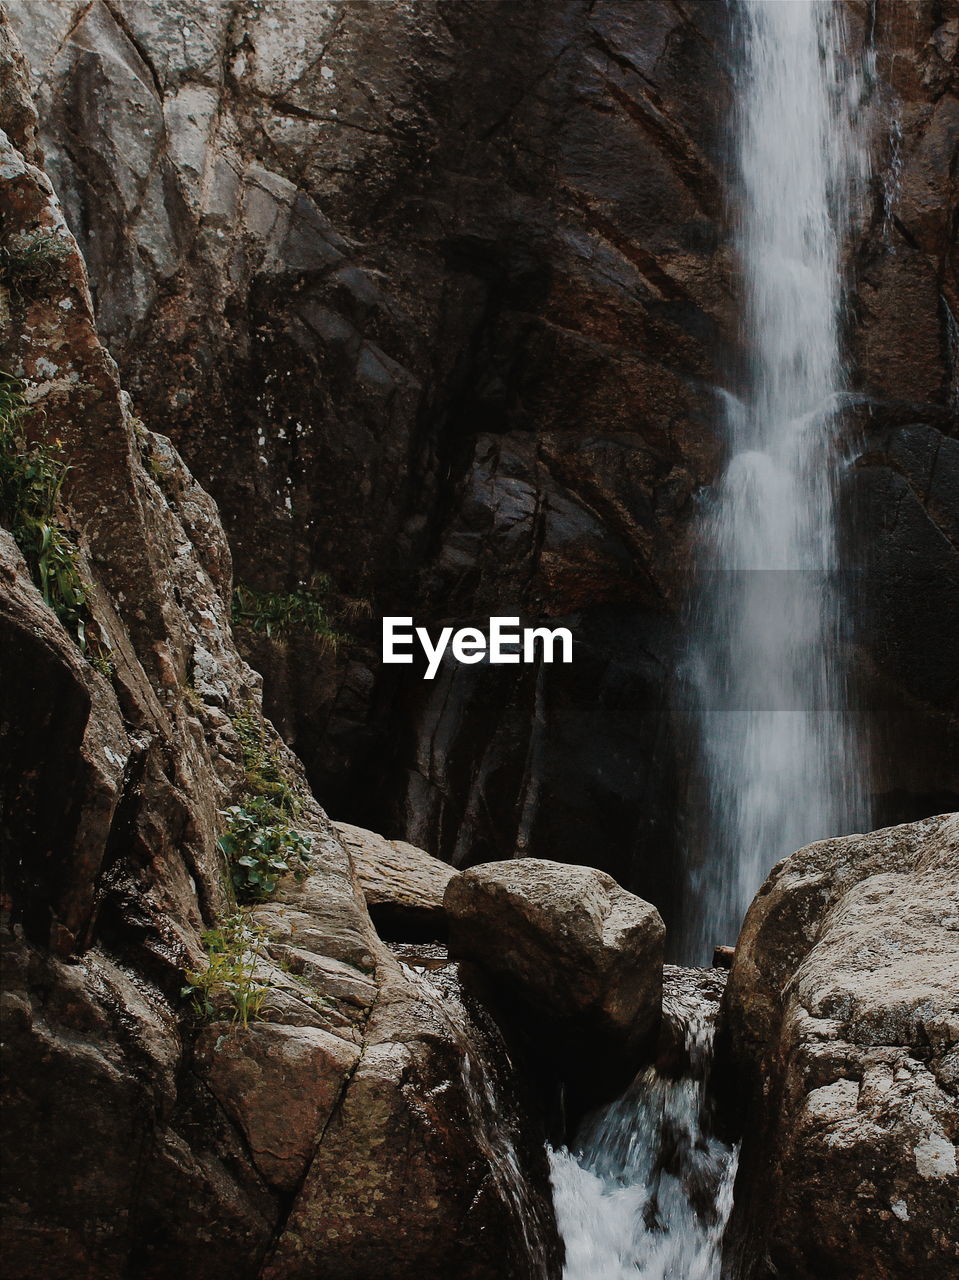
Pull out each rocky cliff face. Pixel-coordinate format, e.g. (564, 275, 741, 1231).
(722, 814, 959, 1279)
(843, 0, 959, 829)
(8, 0, 737, 921)
(12, 0, 955, 918)
(3, 3, 957, 1272)
(0, 18, 559, 1277)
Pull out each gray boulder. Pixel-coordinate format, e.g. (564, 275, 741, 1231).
(445, 858, 664, 1058)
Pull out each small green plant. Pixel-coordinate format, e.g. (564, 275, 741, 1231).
(0, 370, 89, 647)
(219, 796, 311, 900)
(231, 705, 300, 813)
(232, 580, 344, 647)
(181, 913, 270, 1025)
(0, 229, 71, 293)
(182, 681, 205, 714)
(89, 652, 115, 679)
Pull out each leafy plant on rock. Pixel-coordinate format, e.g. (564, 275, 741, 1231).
(219, 795, 311, 901)
(0, 370, 89, 648)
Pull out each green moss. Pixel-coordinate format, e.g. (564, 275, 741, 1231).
(89, 653, 115, 679)
(182, 682, 205, 714)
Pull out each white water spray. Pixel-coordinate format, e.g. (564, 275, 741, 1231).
(549, 972, 736, 1280)
(679, 0, 872, 962)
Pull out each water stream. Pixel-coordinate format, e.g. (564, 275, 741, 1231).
(549, 970, 736, 1280)
(551, 2, 872, 1274)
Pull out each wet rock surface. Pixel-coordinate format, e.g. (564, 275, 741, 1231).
(657, 963, 728, 1077)
(723, 813, 959, 1280)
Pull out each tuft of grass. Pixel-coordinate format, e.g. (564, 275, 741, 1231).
(232, 580, 344, 648)
(181, 913, 270, 1026)
(0, 370, 88, 647)
(182, 682, 205, 715)
(89, 653, 115, 679)
(0, 230, 71, 293)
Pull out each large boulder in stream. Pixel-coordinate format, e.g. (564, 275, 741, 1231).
(445, 859, 665, 1079)
(723, 813, 959, 1279)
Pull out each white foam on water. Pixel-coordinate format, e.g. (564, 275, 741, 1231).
(550, 977, 737, 1279)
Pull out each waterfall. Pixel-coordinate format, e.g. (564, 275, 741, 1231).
(550, 4, 872, 1275)
(678, 0, 871, 964)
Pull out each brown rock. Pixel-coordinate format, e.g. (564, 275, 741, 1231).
(0, 28, 559, 1278)
(335, 819, 455, 940)
(195, 1022, 360, 1193)
(445, 858, 664, 1055)
(723, 813, 959, 1280)
(263, 960, 559, 1280)
(8, 0, 732, 889)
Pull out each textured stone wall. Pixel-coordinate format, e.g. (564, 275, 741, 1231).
(722, 814, 959, 1279)
(9, 0, 735, 918)
(0, 12, 559, 1275)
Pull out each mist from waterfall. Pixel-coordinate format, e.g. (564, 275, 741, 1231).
(550, 4, 873, 1276)
(677, 0, 872, 964)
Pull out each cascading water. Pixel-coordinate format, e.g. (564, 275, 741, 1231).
(678, 0, 872, 964)
(549, 970, 736, 1280)
(550, 3, 871, 1275)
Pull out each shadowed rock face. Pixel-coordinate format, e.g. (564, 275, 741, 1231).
(8, 0, 735, 917)
(0, 20, 560, 1278)
(840, 0, 959, 829)
(722, 813, 959, 1280)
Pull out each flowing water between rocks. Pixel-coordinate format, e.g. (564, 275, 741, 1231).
(549, 970, 736, 1280)
(551, 2, 872, 1274)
